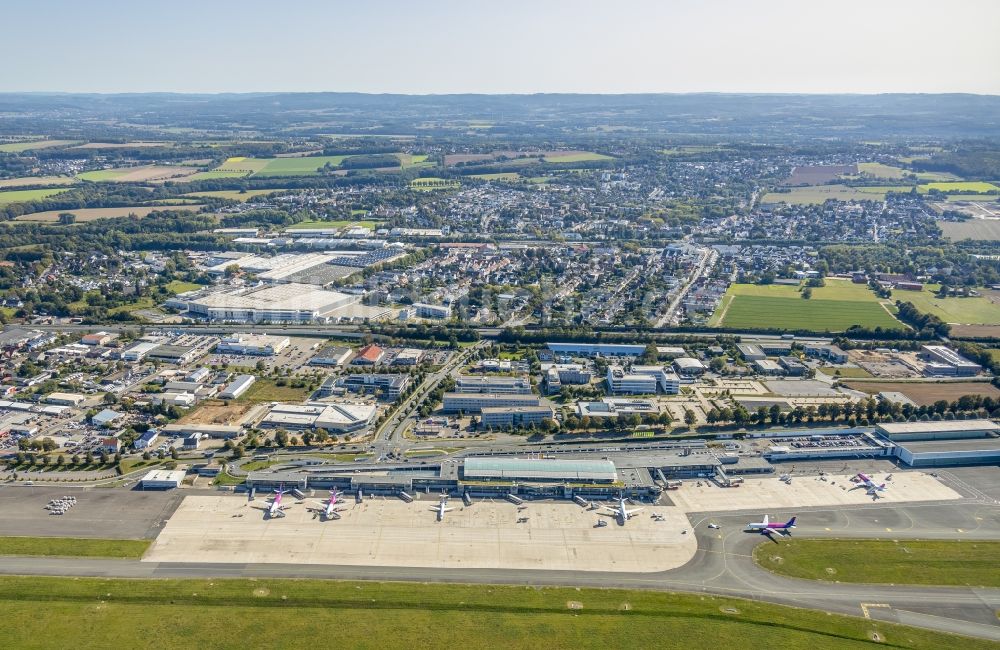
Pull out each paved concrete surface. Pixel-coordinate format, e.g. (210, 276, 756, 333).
(668, 472, 962, 512)
(145, 496, 697, 572)
(0, 485, 183, 539)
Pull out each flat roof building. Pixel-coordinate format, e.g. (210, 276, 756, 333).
(169, 283, 358, 323)
(463, 457, 617, 483)
(454, 375, 533, 395)
(547, 342, 646, 357)
(875, 419, 1000, 441)
(216, 334, 290, 356)
(139, 469, 186, 489)
(219, 374, 256, 400)
(480, 405, 555, 429)
(920, 345, 981, 376)
(442, 392, 541, 413)
(894, 438, 1000, 467)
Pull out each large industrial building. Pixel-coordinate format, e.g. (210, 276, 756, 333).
(258, 402, 377, 434)
(166, 283, 359, 323)
(454, 375, 533, 394)
(216, 334, 290, 356)
(547, 342, 646, 357)
(479, 405, 555, 429)
(875, 420, 1000, 441)
(920, 345, 982, 376)
(874, 419, 1000, 467)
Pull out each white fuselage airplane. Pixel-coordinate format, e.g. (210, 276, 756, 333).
(602, 498, 643, 524)
(746, 514, 797, 536)
(313, 489, 344, 520)
(854, 473, 887, 497)
(431, 496, 455, 522)
(266, 487, 289, 519)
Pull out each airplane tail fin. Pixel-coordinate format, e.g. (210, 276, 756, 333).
(786, 517, 797, 527)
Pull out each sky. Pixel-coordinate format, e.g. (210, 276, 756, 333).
(5, 0, 1000, 94)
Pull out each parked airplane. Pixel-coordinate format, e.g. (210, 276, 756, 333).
(601, 498, 643, 525)
(431, 495, 455, 522)
(853, 473, 887, 497)
(252, 485, 291, 519)
(310, 489, 345, 520)
(746, 514, 797, 536)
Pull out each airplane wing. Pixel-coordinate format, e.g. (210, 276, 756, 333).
(442, 507, 455, 513)
(625, 507, 643, 516)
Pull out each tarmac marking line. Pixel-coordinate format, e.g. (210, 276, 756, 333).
(860, 603, 891, 619)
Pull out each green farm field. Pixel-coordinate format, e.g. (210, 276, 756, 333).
(0, 188, 71, 205)
(896, 286, 1000, 324)
(754, 539, 1000, 587)
(919, 181, 1000, 194)
(0, 576, 986, 650)
(761, 185, 912, 205)
(710, 280, 902, 331)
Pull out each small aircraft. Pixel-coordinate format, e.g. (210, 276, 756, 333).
(601, 497, 643, 525)
(746, 514, 797, 537)
(309, 489, 345, 521)
(853, 472, 887, 497)
(431, 494, 455, 522)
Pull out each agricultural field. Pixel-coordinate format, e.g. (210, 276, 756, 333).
(0, 188, 71, 205)
(252, 156, 350, 176)
(76, 165, 198, 183)
(784, 164, 856, 185)
(844, 381, 1000, 406)
(410, 177, 460, 191)
(0, 139, 80, 152)
(13, 204, 204, 223)
(854, 162, 957, 182)
(181, 189, 283, 201)
(896, 286, 1000, 324)
(919, 181, 1000, 194)
(710, 280, 902, 331)
(937, 219, 1000, 241)
(761, 185, 912, 205)
(0, 576, 984, 650)
(72, 141, 173, 149)
(0, 176, 78, 188)
(397, 153, 434, 169)
(755, 539, 1000, 587)
(542, 150, 613, 163)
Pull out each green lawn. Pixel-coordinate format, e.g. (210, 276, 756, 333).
(0, 538, 150, 559)
(817, 367, 873, 378)
(236, 379, 311, 403)
(0, 576, 985, 650)
(0, 188, 71, 205)
(165, 280, 204, 294)
(253, 156, 350, 176)
(898, 286, 1000, 324)
(761, 185, 914, 205)
(755, 539, 1000, 587)
(710, 281, 902, 331)
(240, 460, 278, 472)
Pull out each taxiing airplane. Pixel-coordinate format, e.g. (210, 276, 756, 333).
(853, 472, 887, 497)
(746, 514, 797, 536)
(601, 498, 643, 525)
(310, 489, 345, 520)
(431, 495, 455, 522)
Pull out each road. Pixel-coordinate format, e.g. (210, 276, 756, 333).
(655, 245, 717, 328)
(0, 499, 996, 640)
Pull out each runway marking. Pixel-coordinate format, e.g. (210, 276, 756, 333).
(957, 528, 965, 533)
(885, 528, 892, 532)
(860, 603, 890, 619)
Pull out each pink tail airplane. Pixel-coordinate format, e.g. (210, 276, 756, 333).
(746, 515, 797, 536)
(854, 473, 887, 497)
(312, 488, 344, 520)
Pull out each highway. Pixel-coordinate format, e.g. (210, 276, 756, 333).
(0, 499, 996, 640)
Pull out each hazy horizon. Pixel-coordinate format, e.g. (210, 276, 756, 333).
(5, 0, 1000, 95)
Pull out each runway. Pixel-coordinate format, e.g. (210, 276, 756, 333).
(0, 499, 997, 640)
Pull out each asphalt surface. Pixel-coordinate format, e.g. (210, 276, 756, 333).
(0, 496, 997, 640)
